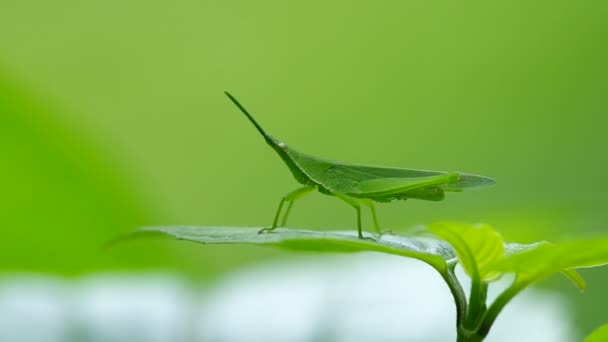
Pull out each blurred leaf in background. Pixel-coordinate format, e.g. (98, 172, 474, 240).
(0, 73, 170, 273)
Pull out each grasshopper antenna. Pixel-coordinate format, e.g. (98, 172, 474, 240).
(224, 91, 269, 139)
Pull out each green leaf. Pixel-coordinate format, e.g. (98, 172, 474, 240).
(429, 222, 505, 282)
(585, 323, 608, 342)
(0, 74, 156, 273)
(493, 238, 608, 273)
(490, 238, 608, 290)
(129, 226, 456, 272)
(503, 241, 546, 256)
(500, 241, 589, 289)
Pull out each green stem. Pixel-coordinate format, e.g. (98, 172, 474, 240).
(476, 277, 528, 338)
(465, 277, 488, 330)
(457, 330, 484, 342)
(441, 262, 468, 327)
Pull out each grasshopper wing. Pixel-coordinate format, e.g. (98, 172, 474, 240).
(352, 173, 459, 197)
(286, 149, 495, 193)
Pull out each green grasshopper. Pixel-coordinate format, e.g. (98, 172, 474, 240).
(225, 92, 495, 239)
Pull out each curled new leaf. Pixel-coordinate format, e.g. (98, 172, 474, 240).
(429, 222, 505, 282)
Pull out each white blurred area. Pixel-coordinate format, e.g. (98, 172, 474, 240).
(0, 253, 576, 342)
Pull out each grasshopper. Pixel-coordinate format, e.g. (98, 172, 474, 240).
(225, 92, 495, 238)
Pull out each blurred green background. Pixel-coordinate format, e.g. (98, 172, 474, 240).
(1, 0, 607, 334)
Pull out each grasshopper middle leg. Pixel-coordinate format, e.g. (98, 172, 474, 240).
(360, 199, 381, 234)
(259, 185, 316, 234)
(332, 192, 365, 239)
(333, 193, 380, 240)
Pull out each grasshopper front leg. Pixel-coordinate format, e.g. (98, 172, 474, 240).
(259, 185, 317, 234)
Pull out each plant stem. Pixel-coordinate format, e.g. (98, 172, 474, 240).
(457, 329, 484, 342)
(465, 277, 488, 330)
(476, 277, 528, 338)
(441, 262, 468, 327)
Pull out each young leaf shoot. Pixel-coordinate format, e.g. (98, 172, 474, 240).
(225, 92, 496, 238)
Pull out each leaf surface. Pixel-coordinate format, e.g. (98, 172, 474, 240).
(130, 226, 456, 272)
